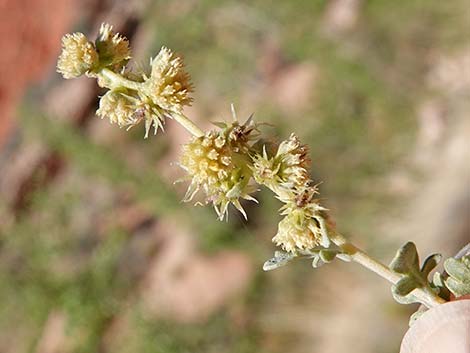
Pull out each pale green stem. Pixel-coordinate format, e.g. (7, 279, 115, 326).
(171, 112, 204, 137)
(330, 232, 446, 308)
(98, 68, 142, 91)
(97, 69, 204, 137)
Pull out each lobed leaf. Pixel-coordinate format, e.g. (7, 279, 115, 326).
(420, 253, 442, 277)
(444, 257, 470, 283)
(443, 255, 470, 297)
(389, 242, 445, 306)
(389, 242, 419, 274)
(444, 277, 470, 297)
(392, 277, 418, 297)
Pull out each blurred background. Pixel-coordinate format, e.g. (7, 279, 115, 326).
(0, 0, 469, 352)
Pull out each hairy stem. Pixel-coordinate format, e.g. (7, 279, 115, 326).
(330, 232, 446, 308)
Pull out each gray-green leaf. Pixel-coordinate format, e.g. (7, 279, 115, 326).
(263, 251, 295, 271)
(444, 277, 470, 297)
(421, 254, 442, 277)
(443, 256, 470, 297)
(433, 272, 444, 287)
(393, 277, 419, 296)
(311, 255, 322, 268)
(389, 242, 444, 306)
(390, 242, 419, 274)
(444, 257, 470, 283)
(319, 249, 338, 263)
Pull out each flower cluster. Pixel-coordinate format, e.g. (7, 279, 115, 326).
(57, 24, 192, 137)
(57, 23, 331, 254)
(252, 135, 330, 252)
(57, 22, 464, 311)
(252, 133, 310, 202)
(95, 23, 131, 70)
(179, 114, 259, 220)
(274, 186, 330, 252)
(96, 89, 159, 130)
(141, 47, 193, 115)
(57, 32, 99, 79)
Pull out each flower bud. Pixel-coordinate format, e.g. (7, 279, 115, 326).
(273, 209, 321, 253)
(57, 33, 99, 79)
(142, 47, 193, 115)
(274, 189, 329, 252)
(95, 23, 131, 69)
(97, 89, 163, 135)
(179, 120, 258, 220)
(252, 133, 310, 200)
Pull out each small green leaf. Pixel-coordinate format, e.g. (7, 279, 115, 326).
(263, 251, 295, 271)
(444, 277, 470, 297)
(420, 253, 442, 277)
(389, 243, 446, 306)
(390, 242, 419, 274)
(392, 277, 418, 296)
(442, 255, 470, 297)
(444, 257, 470, 283)
(311, 253, 323, 268)
(433, 272, 444, 287)
(431, 271, 450, 300)
(319, 249, 338, 263)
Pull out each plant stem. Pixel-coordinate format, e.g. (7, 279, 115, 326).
(329, 232, 446, 308)
(98, 68, 142, 91)
(171, 112, 204, 137)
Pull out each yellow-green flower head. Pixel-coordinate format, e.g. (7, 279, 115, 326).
(274, 186, 330, 252)
(273, 209, 321, 253)
(142, 46, 193, 115)
(213, 114, 260, 154)
(252, 133, 310, 199)
(179, 118, 258, 220)
(57, 32, 99, 79)
(277, 134, 310, 186)
(95, 23, 131, 69)
(97, 89, 163, 134)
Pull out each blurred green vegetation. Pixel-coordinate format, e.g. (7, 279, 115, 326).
(1, 0, 468, 352)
